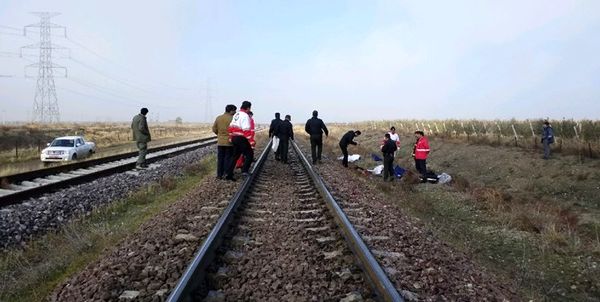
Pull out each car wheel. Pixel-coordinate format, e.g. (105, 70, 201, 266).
(72, 153, 78, 160)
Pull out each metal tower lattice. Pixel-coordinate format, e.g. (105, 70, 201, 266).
(22, 12, 67, 123)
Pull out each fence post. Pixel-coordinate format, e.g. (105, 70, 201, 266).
(511, 124, 518, 146)
(529, 122, 537, 148)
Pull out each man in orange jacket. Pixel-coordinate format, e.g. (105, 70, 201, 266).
(412, 130, 430, 179)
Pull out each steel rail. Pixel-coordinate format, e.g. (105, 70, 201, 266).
(168, 139, 402, 301)
(291, 140, 404, 302)
(0, 137, 217, 206)
(167, 139, 273, 302)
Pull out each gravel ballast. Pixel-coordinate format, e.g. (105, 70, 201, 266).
(0, 145, 214, 250)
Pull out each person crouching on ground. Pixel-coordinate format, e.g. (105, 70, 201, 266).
(277, 115, 294, 163)
(412, 130, 430, 181)
(381, 133, 397, 182)
(339, 130, 361, 167)
(212, 104, 236, 179)
(226, 101, 254, 181)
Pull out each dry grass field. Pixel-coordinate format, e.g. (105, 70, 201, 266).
(309, 124, 600, 300)
(0, 122, 213, 176)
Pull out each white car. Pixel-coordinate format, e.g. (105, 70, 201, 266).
(41, 136, 96, 162)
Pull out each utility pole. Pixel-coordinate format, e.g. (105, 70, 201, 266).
(21, 12, 67, 123)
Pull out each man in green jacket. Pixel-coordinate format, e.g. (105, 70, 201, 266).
(131, 108, 151, 168)
(212, 104, 237, 179)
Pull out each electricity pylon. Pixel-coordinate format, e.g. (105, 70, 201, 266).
(21, 12, 67, 123)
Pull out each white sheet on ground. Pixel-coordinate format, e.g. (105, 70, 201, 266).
(367, 164, 384, 175)
(337, 154, 361, 162)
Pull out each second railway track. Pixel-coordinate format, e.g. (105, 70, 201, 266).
(169, 140, 402, 301)
(0, 137, 217, 206)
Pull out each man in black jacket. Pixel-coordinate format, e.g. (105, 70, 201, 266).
(269, 112, 283, 160)
(277, 115, 294, 163)
(305, 110, 329, 164)
(339, 130, 361, 167)
(381, 133, 397, 181)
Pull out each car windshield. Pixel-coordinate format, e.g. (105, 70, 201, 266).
(50, 139, 75, 147)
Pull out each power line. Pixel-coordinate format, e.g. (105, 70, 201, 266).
(67, 76, 178, 110)
(65, 36, 193, 93)
(0, 25, 21, 32)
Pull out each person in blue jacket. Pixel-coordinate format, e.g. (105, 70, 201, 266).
(541, 120, 555, 159)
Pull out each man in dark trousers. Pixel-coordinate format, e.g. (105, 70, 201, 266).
(269, 112, 283, 160)
(541, 120, 554, 159)
(339, 130, 361, 167)
(276, 115, 294, 163)
(305, 110, 329, 164)
(131, 107, 151, 168)
(381, 133, 397, 181)
(226, 101, 253, 180)
(412, 130, 430, 181)
(212, 104, 236, 179)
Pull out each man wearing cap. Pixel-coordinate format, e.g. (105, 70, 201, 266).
(131, 107, 151, 168)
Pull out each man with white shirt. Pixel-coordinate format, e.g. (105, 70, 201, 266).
(388, 126, 400, 156)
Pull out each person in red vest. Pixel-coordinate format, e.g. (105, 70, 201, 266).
(235, 111, 256, 170)
(226, 101, 253, 181)
(412, 130, 430, 180)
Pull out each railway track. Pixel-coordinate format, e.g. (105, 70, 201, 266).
(0, 137, 217, 206)
(168, 140, 403, 301)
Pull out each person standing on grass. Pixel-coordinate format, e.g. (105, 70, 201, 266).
(339, 130, 361, 167)
(381, 133, 397, 182)
(226, 101, 253, 181)
(541, 120, 555, 160)
(412, 130, 430, 180)
(305, 110, 329, 164)
(269, 112, 283, 160)
(131, 108, 151, 169)
(212, 104, 237, 179)
(276, 115, 294, 164)
(388, 126, 401, 156)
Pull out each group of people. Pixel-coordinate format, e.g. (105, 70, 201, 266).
(212, 101, 256, 181)
(131, 106, 556, 186)
(130, 105, 432, 183)
(268, 112, 294, 163)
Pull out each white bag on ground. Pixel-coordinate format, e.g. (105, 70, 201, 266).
(337, 154, 361, 162)
(438, 172, 452, 184)
(367, 164, 384, 175)
(272, 136, 279, 152)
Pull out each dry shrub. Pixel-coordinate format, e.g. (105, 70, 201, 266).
(159, 176, 177, 191)
(451, 175, 470, 191)
(512, 212, 544, 233)
(183, 162, 206, 176)
(472, 187, 508, 211)
(557, 208, 579, 230)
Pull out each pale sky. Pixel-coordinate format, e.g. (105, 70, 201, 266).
(1, 0, 599, 123)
